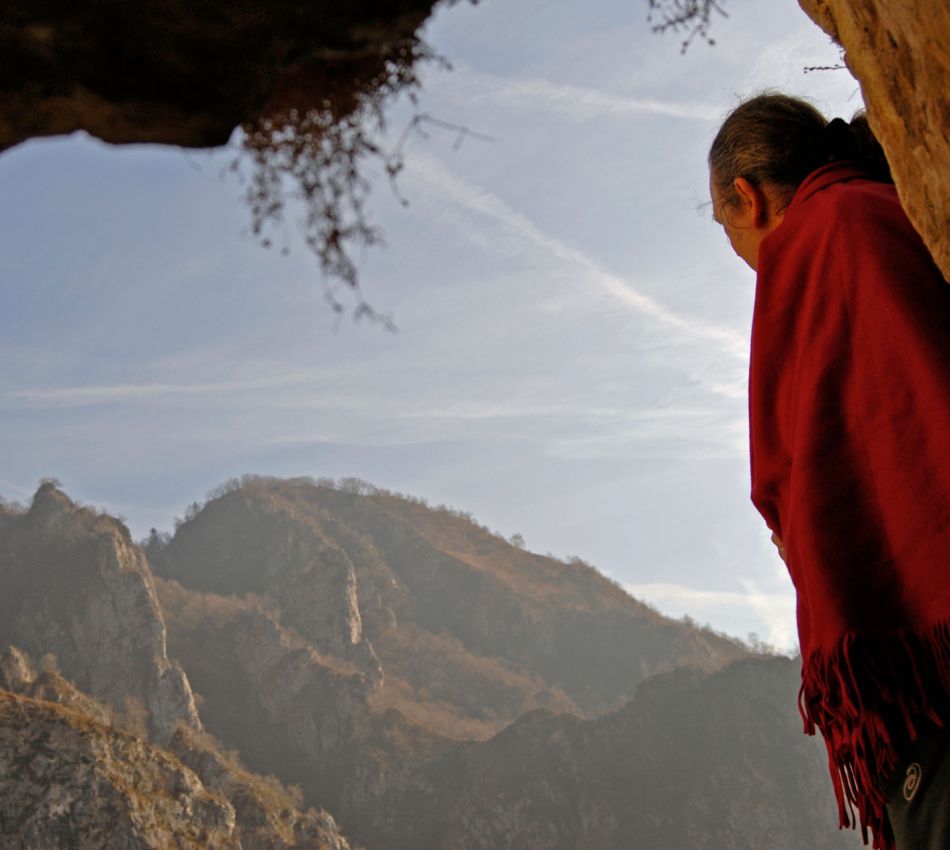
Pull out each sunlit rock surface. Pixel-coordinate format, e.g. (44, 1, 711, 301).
(0, 690, 237, 850)
(0, 646, 357, 850)
(161, 488, 382, 682)
(0, 484, 200, 743)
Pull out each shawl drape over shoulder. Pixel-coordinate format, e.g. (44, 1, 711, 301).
(750, 163, 950, 849)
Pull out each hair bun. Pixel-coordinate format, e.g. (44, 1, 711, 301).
(848, 113, 893, 183)
(822, 117, 857, 162)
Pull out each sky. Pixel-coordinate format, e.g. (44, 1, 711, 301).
(0, 0, 862, 651)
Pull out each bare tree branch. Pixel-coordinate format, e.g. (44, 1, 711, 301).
(648, 0, 729, 52)
(232, 36, 491, 328)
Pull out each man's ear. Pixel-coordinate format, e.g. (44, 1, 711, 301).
(733, 176, 769, 227)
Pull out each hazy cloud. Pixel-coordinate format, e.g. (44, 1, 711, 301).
(434, 65, 723, 122)
(410, 155, 749, 360)
(626, 580, 796, 651)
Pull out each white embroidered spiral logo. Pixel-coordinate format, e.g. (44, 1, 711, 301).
(902, 762, 922, 802)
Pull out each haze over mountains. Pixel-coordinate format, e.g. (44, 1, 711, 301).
(0, 477, 862, 848)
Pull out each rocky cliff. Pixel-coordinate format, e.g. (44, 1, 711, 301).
(0, 689, 237, 850)
(0, 484, 199, 743)
(149, 477, 863, 849)
(0, 0, 445, 151)
(0, 479, 865, 849)
(331, 657, 862, 850)
(156, 579, 376, 806)
(798, 0, 950, 279)
(0, 645, 357, 850)
(161, 488, 382, 682)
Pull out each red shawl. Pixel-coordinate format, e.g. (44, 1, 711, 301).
(750, 163, 950, 848)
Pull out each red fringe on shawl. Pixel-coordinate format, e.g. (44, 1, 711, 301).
(799, 622, 950, 850)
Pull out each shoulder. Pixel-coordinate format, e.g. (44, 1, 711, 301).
(808, 179, 903, 234)
(762, 166, 919, 272)
(789, 165, 902, 231)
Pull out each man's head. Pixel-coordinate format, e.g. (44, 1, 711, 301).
(708, 93, 828, 269)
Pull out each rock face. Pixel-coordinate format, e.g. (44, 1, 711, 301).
(168, 725, 356, 850)
(0, 690, 237, 850)
(162, 489, 381, 682)
(0, 484, 200, 742)
(0, 0, 442, 151)
(0, 646, 114, 729)
(798, 0, 950, 279)
(150, 478, 863, 850)
(156, 579, 374, 806)
(0, 646, 357, 850)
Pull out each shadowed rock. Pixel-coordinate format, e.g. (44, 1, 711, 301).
(0, 0, 444, 151)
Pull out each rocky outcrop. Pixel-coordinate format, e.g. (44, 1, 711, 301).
(162, 489, 381, 682)
(0, 484, 200, 742)
(0, 646, 357, 850)
(798, 0, 950, 279)
(0, 646, 114, 729)
(156, 579, 374, 807)
(0, 690, 237, 850)
(0, 0, 443, 151)
(168, 726, 356, 850)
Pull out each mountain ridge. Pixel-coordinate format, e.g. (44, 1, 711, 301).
(0, 477, 862, 849)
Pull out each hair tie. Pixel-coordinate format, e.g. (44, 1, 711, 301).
(823, 117, 857, 162)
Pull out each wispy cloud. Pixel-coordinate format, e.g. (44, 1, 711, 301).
(543, 405, 738, 460)
(626, 579, 796, 651)
(7, 365, 340, 409)
(409, 154, 749, 360)
(9, 380, 288, 409)
(436, 65, 722, 122)
(0, 478, 32, 499)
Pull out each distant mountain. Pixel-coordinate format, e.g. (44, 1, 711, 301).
(155, 476, 749, 728)
(354, 657, 857, 850)
(0, 478, 864, 849)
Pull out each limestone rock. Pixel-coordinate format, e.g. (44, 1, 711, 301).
(0, 645, 35, 692)
(0, 645, 356, 850)
(0, 689, 237, 849)
(1, 481, 868, 850)
(168, 725, 356, 850)
(0, 484, 201, 742)
(161, 489, 382, 683)
(798, 0, 950, 279)
(156, 580, 373, 806)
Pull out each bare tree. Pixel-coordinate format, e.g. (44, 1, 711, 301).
(648, 0, 729, 52)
